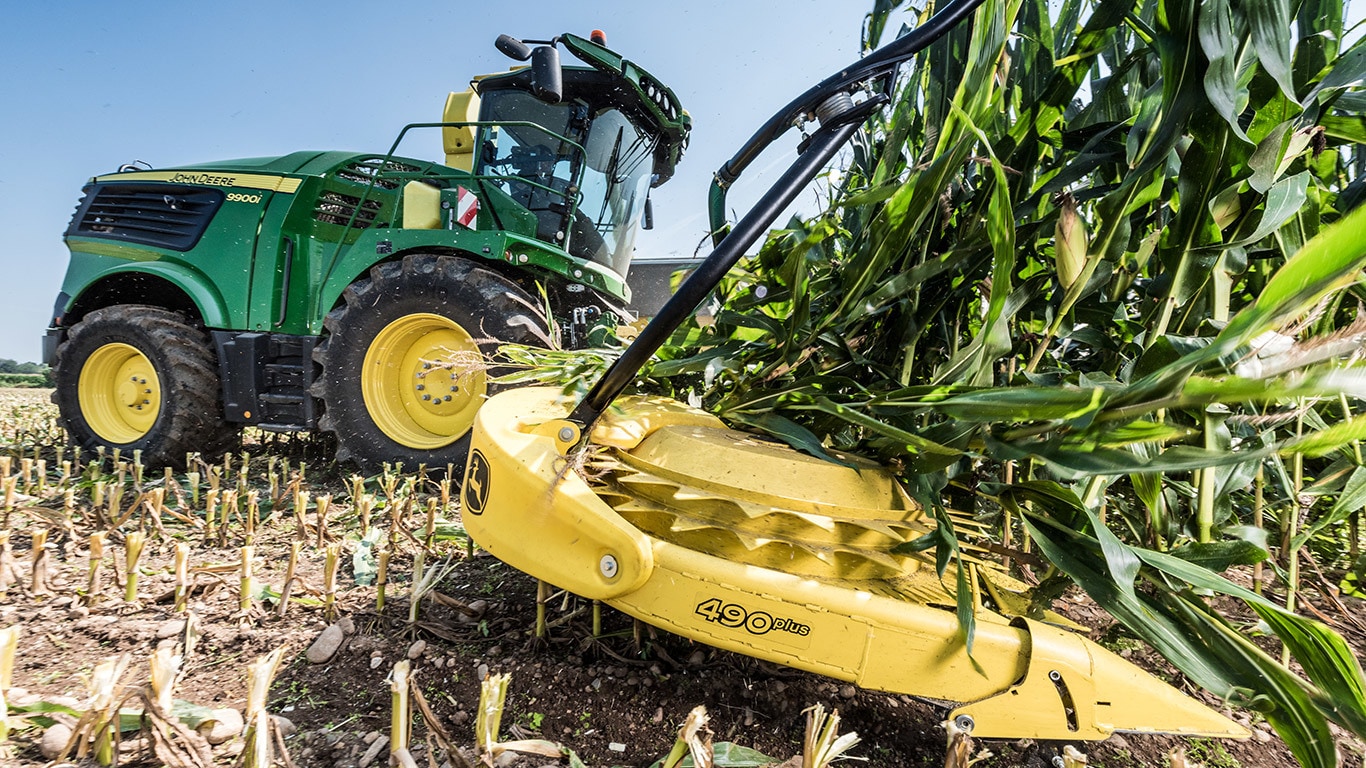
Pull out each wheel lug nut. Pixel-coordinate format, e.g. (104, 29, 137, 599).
(422, 394, 431, 401)
(416, 385, 424, 391)
(443, 395, 451, 402)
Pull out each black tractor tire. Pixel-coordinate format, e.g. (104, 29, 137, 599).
(53, 305, 239, 468)
(312, 253, 551, 473)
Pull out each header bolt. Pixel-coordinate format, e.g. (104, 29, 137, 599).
(599, 554, 619, 579)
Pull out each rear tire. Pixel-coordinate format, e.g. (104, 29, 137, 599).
(312, 253, 550, 473)
(53, 305, 239, 468)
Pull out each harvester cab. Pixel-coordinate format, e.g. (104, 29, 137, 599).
(45, 28, 688, 471)
(460, 30, 687, 278)
(463, 0, 1251, 743)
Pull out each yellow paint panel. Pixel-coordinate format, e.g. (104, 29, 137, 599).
(467, 386, 1252, 742)
(402, 181, 443, 230)
(94, 170, 302, 194)
(443, 89, 481, 171)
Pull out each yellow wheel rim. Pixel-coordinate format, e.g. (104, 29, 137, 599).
(77, 342, 161, 444)
(361, 313, 487, 450)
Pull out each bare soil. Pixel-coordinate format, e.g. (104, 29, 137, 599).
(0, 390, 1362, 768)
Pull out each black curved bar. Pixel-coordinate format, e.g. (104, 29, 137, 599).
(566, 0, 987, 428)
(714, 0, 987, 206)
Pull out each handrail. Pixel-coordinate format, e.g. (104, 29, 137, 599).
(314, 120, 588, 321)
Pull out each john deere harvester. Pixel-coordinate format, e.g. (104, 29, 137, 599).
(45, 31, 688, 470)
(463, 0, 1251, 743)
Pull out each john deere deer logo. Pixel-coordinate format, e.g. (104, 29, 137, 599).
(464, 450, 491, 514)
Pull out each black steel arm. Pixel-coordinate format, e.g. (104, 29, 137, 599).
(566, 0, 987, 428)
(710, 0, 988, 234)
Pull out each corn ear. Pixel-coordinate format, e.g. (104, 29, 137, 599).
(1054, 192, 1088, 290)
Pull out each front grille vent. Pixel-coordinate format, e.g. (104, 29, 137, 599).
(335, 159, 422, 190)
(66, 184, 223, 251)
(313, 191, 384, 228)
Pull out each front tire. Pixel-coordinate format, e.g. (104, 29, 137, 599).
(312, 253, 550, 472)
(53, 305, 239, 467)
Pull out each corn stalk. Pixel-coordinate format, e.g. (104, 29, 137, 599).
(242, 647, 286, 768)
(123, 531, 145, 603)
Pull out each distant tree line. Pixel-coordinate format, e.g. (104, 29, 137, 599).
(0, 360, 54, 387)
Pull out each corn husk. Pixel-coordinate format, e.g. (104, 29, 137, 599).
(123, 531, 145, 603)
(376, 548, 390, 612)
(662, 705, 712, 768)
(1054, 191, 1088, 289)
(276, 542, 301, 618)
(390, 660, 412, 761)
(29, 528, 49, 596)
(475, 671, 509, 756)
(149, 644, 180, 714)
(0, 626, 15, 743)
(242, 648, 285, 768)
(315, 493, 331, 549)
(322, 542, 340, 622)
(239, 546, 254, 614)
(804, 703, 859, 768)
(85, 531, 105, 606)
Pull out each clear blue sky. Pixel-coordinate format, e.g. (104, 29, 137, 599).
(0, 1, 877, 363)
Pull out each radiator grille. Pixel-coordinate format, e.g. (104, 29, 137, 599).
(335, 158, 422, 190)
(67, 184, 223, 251)
(313, 191, 384, 228)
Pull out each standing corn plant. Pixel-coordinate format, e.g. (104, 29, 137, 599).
(503, 0, 1366, 765)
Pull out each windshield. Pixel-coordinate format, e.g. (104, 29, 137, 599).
(578, 108, 655, 276)
(474, 88, 656, 276)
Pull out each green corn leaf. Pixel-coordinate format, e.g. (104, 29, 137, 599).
(1199, 0, 1250, 142)
(1247, 0, 1298, 100)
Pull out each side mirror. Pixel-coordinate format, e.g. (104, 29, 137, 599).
(643, 197, 654, 230)
(531, 45, 563, 104)
(495, 34, 532, 61)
